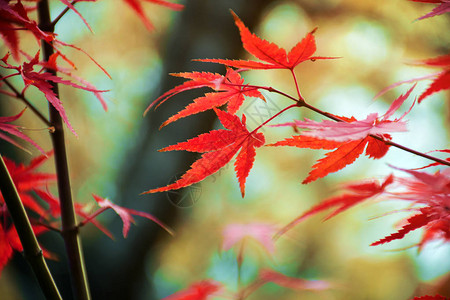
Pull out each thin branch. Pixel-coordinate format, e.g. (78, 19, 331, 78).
(0, 155, 62, 300)
(1, 76, 52, 127)
(51, 0, 80, 28)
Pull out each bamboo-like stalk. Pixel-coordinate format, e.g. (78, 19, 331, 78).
(0, 156, 62, 300)
(37, 1, 91, 299)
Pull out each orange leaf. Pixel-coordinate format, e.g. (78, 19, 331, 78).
(197, 11, 336, 70)
(303, 138, 368, 184)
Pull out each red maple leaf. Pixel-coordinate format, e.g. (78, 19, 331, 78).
(162, 280, 222, 300)
(123, 0, 184, 31)
(1, 52, 108, 135)
(371, 167, 450, 249)
(0, 108, 44, 154)
(417, 55, 450, 102)
(276, 175, 394, 237)
(0, 0, 54, 60)
(1, 153, 56, 219)
(375, 55, 450, 103)
(143, 109, 265, 197)
(144, 69, 264, 127)
(0, 222, 52, 275)
(409, 0, 450, 20)
(197, 10, 336, 70)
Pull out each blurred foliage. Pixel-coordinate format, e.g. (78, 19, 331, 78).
(0, 0, 449, 299)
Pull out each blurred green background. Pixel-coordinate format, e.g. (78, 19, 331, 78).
(0, 0, 449, 299)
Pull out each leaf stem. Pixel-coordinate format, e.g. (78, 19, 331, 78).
(0, 155, 62, 300)
(38, 1, 91, 299)
(290, 69, 304, 101)
(1, 76, 52, 127)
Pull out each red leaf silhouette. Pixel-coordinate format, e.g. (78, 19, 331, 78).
(417, 55, 450, 102)
(144, 69, 264, 126)
(123, 0, 183, 31)
(197, 11, 336, 70)
(143, 109, 265, 197)
(162, 280, 222, 300)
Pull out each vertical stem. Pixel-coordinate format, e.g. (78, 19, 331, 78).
(37, 1, 91, 299)
(0, 156, 62, 300)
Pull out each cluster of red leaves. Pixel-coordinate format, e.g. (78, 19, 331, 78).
(1, 51, 107, 135)
(0, 153, 56, 274)
(145, 10, 335, 195)
(276, 165, 450, 251)
(0, 154, 171, 274)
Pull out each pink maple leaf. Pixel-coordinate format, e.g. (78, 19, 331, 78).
(272, 85, 415, 142)
(85, 194, 174, 238)
(222, 223, 278, 254)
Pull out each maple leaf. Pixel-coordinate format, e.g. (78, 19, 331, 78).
(1, 153, 56, 219)
(162, 280, 222, 300)
(417, 55, 450, 102)
(268, 134, 391, 183)
(276, 175, 394, 237)
(0, 0, 54, 60)
(0, 108, 45, 154)
(144, 69, 265, 127)
(269, 86, 415, 183)
(123, 0, 184, 31)
(197, 10, 336, 70)
(222, 223, 278, 254)
(409, 0, 450, 20)
(1, 52, 108, 135)
(143, 109, 265, 197)
(0, 222, 52, 275)
(372, 167, 450, 249)
(375, 55, 450, 103)
(87, 194, 174, 238)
